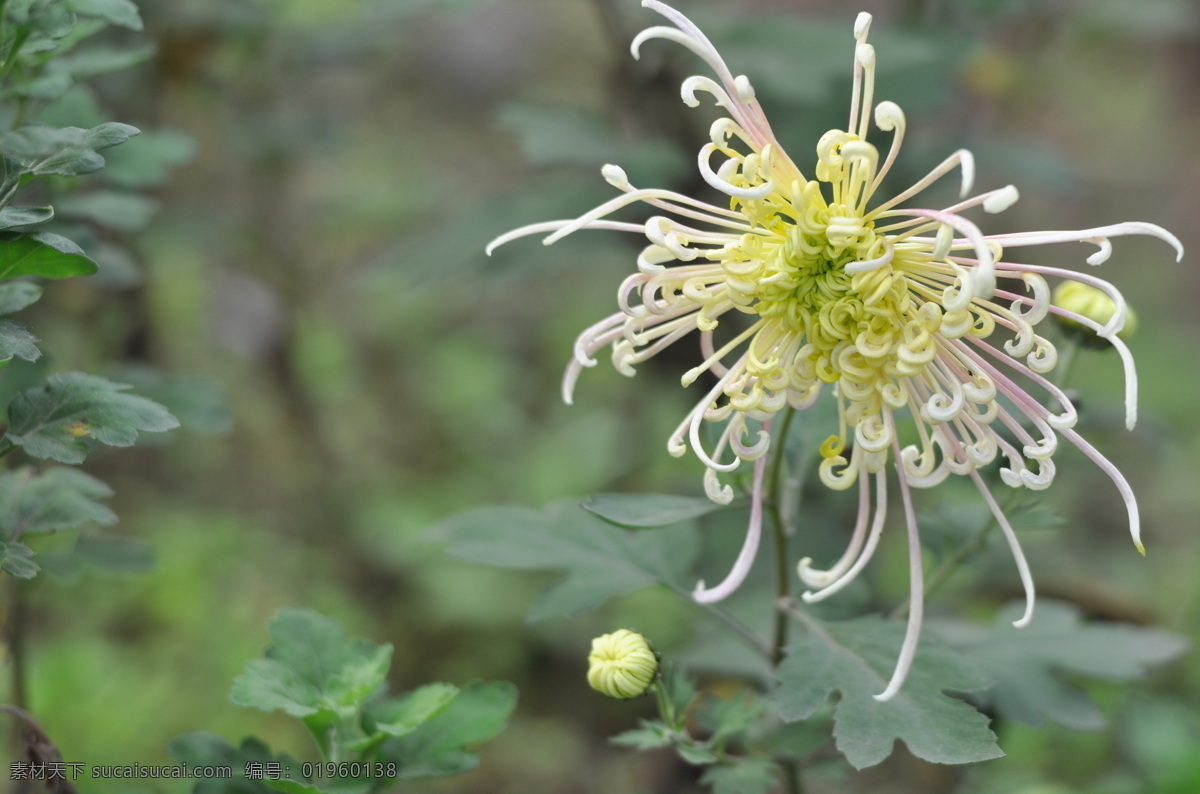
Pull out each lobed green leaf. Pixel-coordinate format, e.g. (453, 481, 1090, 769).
(170, 733, 304, 794)
(582, 492, 731, 528)
(364, 683, 460, 739)
(436, 501, 701, 621)
(2, 122, 139, 177)
(0, 282, 42, 314)
(773, 615, 1002, 769)
(610, 721, 675, 751)
(230, 608, 393, 737)
(64, 0, 143, 30)
(933, 600, 1189, 731)
(6, 372, 178, 463)
(0, 540, 39, 578)
(699, 758, 780, 794)
(0, 466, 116, 539)
(0, 318, 39, 364)
(382, 681, 516, 780)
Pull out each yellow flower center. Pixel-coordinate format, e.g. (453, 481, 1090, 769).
(714, 162, 942, 409)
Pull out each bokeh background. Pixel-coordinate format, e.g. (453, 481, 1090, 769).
(4, 0, 1200, 791)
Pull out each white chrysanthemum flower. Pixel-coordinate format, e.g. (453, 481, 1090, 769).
(489, 1, 1181, 700)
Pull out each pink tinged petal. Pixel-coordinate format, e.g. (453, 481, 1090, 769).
(983, 221, 1183, 265)
(875, 422, 925, 702)
(1050, 305, 1139, 430)
(563, 313, 627, 404)
(635, 1, 777, 149)
(903, 208, 996, 298)
(867, 148, 975, 218)
(801, 466, 887, 603)
(692, 436, 769, 604)
(486, 219, 648, 255)
(969, 469, 1036, 628)
(1060, 425, 1144, 554)
(797, 470, 870, 588)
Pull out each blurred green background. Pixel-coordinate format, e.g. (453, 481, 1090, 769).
(4, 0, 1199, 791)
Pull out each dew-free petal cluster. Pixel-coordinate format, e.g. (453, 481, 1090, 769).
(491, 0, 1181, 700)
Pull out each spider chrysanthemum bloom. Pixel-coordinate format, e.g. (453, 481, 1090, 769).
(588, 629, 658, 699)
(489, 1, 1181, 700)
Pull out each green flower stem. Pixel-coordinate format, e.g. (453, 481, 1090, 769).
(767, 408, 796, 668)
(0, 438, 16, 461)
(766, 409, 804, 794)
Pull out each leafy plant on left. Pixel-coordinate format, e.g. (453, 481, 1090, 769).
(0, 0, 180, 580)
(0, 0, 185, 779)
(172, 608, 517, 794)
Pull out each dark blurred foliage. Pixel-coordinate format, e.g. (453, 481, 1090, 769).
(4, 0, 1200, 792)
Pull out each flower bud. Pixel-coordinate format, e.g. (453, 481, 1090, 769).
(587, 629, 657, 699)
(1052, 281, 1137, 345)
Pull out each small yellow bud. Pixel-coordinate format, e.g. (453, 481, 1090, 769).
(587, 629, 657, 699)
(67, 421, 90, 439)
(1051, 281, 1137, 345)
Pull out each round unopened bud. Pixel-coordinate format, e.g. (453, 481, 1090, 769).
(587, 629, 657, 699)
(1052, 281, 1137, 345)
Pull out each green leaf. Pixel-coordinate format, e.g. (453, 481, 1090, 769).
(700, 690, 767, 744)
(230, 608, 393, 745)
(24, 4, 76, 39)
(0, 466, 116, 538)
(660, 663, 697, 728)
(10, 73, 72, 101)
(107, 366, 233, 435)
(0, 207, 54, 231)
(436, 501, 701, 621)
(84, 121, 140, 150)
(2, 122, 139, 176)
(582, 493, 731, 528)
(677, 742, 719, 765)
(49, 43, 156, 78)
(933, 600, 1189, 731)
(0, 541, 39, 578)
(56, 190, 159, 232)
(699, 758, 780, 794)
(0, 232, 96, 280)
(169, 732, 306, 793)
(6, 372, 179, 463)
(773, 616, 1002, 769)
(103, 128, 196, 187)
(365, 683, 459, 738)
(0, 319, 39, 364)
(382, 681, 516, 780)
(65, 0, 143, 30)
(0, 282, 42, 314)
(610, 721, 675, 751)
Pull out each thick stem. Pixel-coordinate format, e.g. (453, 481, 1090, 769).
(767, 409, 796, 667)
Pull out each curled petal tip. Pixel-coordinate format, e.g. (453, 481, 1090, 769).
(854, 12, 872, 40)
(1134, 538, 1146, 556)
